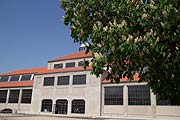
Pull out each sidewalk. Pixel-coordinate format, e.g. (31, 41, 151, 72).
(0, 113, 180, 120)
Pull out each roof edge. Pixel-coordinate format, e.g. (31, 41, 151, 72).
(36, 66, 92, 75)
(0, 67, 47, 76)
(48, 51, 92, 63)
(48, 56, 92, 63)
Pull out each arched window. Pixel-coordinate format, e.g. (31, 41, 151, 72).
(41, 99, 53, 112)
(71, 99, 85, 114)
(55, 99, 68, 114)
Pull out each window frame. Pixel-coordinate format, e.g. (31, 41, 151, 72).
(128, 85, 151, 105)
(55, 99, 68, 114)
(8, 90, 20, 103)
(57, 76, 69, 85)
(9, 75, 20, 82)
(41, 99, 53, 112)
(71, 99, 85, 114)
(104, 86, 123, 105)
(0, 90, 8, 103)
(156, 94, 179, 106)
(65, 62, 75, 68)
(43, 77, 55, 86)
(54, 63, 63, 69)
(21, 89, 32, 104)
(0, 76, 9, 82)
(73, 74, 86, 85)
(78, 61, 84, 66)
(21, 74, 32, 81)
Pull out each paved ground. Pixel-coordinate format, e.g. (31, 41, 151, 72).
(0, 114, 145, 120)
(0, 114, 180, 120)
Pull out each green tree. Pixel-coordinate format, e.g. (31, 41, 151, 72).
(61, 0, 180, 105)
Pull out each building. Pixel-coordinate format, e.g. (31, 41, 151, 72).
(0, 46, 180, 118)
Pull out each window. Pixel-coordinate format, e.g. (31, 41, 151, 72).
(41, 99, 53, 112)
(73, 74, 86, 85)
(21, 89, 32, 104)
(156, 94, 179, 106)
(9, 75, 20, 82)
(104, 86, 123, 105)
(128, 85, 150, 105)
(71, 99, 85, 114)
(57, 76, 69, 85)
(43, 77, 54, 86)
(8, 90, 20, 103)
(21, 74, 32, 81)
(0, 90, 7, 103)
(0, 76, 9, 82)
(55, 99, 68, 114)
(66, 62, 75, 68)
(54, 63, 63, 69)
(78, 61, 84, 66)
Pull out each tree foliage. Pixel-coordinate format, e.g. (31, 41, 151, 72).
(61, 0, 180, 104)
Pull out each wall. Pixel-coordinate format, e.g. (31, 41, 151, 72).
(101, 82, 180, 118)
(31, 70, 101, 117)
(0, 87, 32, 113)
(47, 58, 92, 70)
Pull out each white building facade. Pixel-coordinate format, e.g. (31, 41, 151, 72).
(0, 48, 180, 119)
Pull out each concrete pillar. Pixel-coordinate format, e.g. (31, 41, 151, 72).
(75, 61, 78, 67)
(52, 76, 57, 114)
(54, 76, 57, 88)
(53, 76, 57, 100)
(18, 75, 22, 81)
(67, 75, 73, 115)
(67, 99, 72, 115)
(6, 89, 10, 106)
(30, 74, 34, 80)
(123, 85, 128, 116)
(69, 74, 73, 86)
(99, 82, 103, 117)
(101, 87, 104, 116)
(52, 100, 56, 114)
(18, 89, 22, 112)
(151, 89, 156, 118)
(7, 76, 11, 82)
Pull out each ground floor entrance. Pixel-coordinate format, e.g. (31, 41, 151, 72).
(55, 99, 68, 114)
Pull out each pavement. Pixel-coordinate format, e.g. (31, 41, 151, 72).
(0, 113, 180, 120)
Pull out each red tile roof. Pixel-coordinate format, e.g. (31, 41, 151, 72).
(48, 51, 92, 62)
(0, 51, 92, 77)
(101, 71, 140, 83)
(0, 66, 92, 87)
(0, 52, 93, 88)
(0, 81, 33, 88)
(0, 67, 47, 76)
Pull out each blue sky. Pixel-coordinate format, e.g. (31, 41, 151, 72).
(0, 0, 80, 73)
